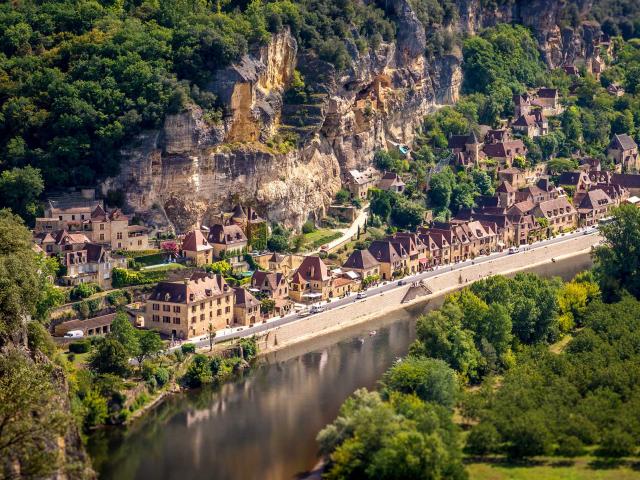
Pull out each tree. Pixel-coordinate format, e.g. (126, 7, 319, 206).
(184, 354, 213, 387)
(207, 260, 232, 276)
(260, 298, 276, 314)
(136, 330, 164, 364)
(390, 200, 425, 230)
(594, 204, 640, 299)
(0, 348, 71, 478)
(110, 311, 140, 358)
(465, 423, 501, 455)
(89, 338, 130, 377)
(382, 357, 459, 408)
(335, 189, 350, 204)
(0, 166, 44, 224)
(428, 171, 454, 210)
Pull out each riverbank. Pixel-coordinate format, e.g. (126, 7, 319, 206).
(255, 233, 599, 356)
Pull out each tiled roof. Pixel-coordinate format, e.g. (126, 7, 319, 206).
(343, 249, 380, 270)
(150, 273, 230, 304)
(368, 240, 404, 264)
(182, 230, 212, 252)
(611, 133, 638, 151)
(233, 287, 259, 308)
(293, 256, 330, 282)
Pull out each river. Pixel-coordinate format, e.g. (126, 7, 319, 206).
(88, 253, 592, 480)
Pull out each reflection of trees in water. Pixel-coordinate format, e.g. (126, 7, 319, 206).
(90, 315, 417, 480)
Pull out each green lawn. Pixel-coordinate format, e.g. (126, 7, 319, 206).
(467, 458, 640, 480)
(303, 228, 342, 249)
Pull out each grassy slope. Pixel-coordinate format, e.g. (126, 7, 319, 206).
(467, 458, 640, 480)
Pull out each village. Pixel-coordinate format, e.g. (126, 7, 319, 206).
(35, 80, 640, 345)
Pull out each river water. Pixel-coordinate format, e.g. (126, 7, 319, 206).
(88, 253, 592, 480)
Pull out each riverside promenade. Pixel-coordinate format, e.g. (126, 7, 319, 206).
(188, 229, 601, 354)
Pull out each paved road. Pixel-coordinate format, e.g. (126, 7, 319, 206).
(178, 227, 600, 351)
(309, 206, 369, 254)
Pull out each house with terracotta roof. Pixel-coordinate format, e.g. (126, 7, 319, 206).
(387, 232, 428, 273)
(498, 167, 526, 189)
(367, 240, 408, 280)
(483, 140, 527, 167)
(496, 181, 517, 208)
(182, 229, 214, 266)
(342, 249, 380, 279)
(233, 288, 261, 326)
(145, 272, 234, 339)
(34, 229, 91, 256)
(251, 271, 289, 299)
(608, 134, 639, 172)
(289, 256, 332, 302)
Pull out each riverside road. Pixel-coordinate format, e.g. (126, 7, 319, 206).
(183, 228, 601, 351)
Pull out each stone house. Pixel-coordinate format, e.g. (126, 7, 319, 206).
(208, 223, 248, 263)
(576, 189, 614, 227)
(342, 249, 381, 279)
(387, 232, 428, 274)
(498, 167, 526, 189)
(266, 253, 304, 277)
(347, 167, 380, 200)
(182, 229, 214, 266)
(608, 134, 639, 172)
(496, 181, 517, 208)
(512, 110, 548, 138)
(289, 256, 332, 302)
(62, 242, 126, 289)
(483, 140, 527, 167)
(145, 272, 234, 339)
(532, 197, 578, 234)
(250, 271, 289, 299)
(377, 172, 406, 193)
(367, 240, 408, 280)
(233, 288, 261, 326)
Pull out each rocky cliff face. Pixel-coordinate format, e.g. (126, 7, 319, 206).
(106, 0, 603, 232)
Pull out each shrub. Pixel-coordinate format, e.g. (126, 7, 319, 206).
(155, 367, 170, 387)
(70, 282, 100, 300)
(141, 361, 156, 381)
(181, 343, 196, 355)
(173, 350, 185, 363)
(67, 353, 76, 362)
(596, 430, 636, 458)
(556, 435, 585, 457)
(69, 340, 90, 354)
(302, 220, 316, 234)
(465, 423, 501, 456)
(184, 354, 213, 387)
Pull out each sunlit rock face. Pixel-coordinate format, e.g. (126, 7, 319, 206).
(107, 1, 602, 232)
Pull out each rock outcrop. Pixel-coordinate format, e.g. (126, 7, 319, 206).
(106, 0, 604, 232)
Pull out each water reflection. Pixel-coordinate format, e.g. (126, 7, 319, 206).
(89, 253, 592, 480)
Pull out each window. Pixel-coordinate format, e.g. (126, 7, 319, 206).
(173, 306, 181, 313)
(173, 317, 180, 324)
(117, 232, 123, 240)
(72, 215, 75, 220)
(191, 316, 196, 324)
(163, 305, 170, 312)
(163, 316, 170, 323)
(152, 304, 160, 311)
(217, 298, 221, 305)
(192, 306, 196, 313)
(138, 240, 142, 246)
(225, 306, 230, 313)
(200, 314, 205, 322)
(200, 303, 204, 310)
(217, 309, 222, 316)
(152, 314, 160, 322)
(99, 234, 104, 241)
(100, 224, 104, 230)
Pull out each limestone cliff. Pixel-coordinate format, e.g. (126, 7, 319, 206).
(106, 0, 604, 232)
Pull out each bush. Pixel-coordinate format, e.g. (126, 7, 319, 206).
(596, 430, 636, 458)
(67, 353, 76, 362)
(184, 354, 213, 387)
(556, 435, 585, 457)
(465, 423, 501, 456)
(155, 367, 170, 387)
(69, 340, 90, 354)
(302, 220, 316, 234)
(181, 343, 196, 355)
(106, 290, 130, 307)
(236, 337, 258, 361)
(173, 350, 185, 363)
(70, 283, 100, 301)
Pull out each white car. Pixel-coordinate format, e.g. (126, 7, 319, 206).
(508, 246, 519, 254)
(310, 305, 326, 314)
(356, 292, 367, 299)
(64, 330, 84, 338)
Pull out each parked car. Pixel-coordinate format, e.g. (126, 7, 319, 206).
(508, 246, 519, 254)
(64, 330, 84, 338)
(356, 292, 367, 299)
(310, 305, 326, 314)
(397, 280, 406, 286)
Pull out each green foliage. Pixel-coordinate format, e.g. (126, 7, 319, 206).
(69, 282, 100, 301)
(302, 220, 317, 234)
(69, 340, 90, 354)
(267, 224, 291, 252)
(382, 357, 459, 408)
(317, 389, 466, 480)
(0, 166, 43, 224)
(465, 422, 501, 455)
(594, 204, 640, 299)
(136, 330, 164, 365)
(0, 348, 71, 478)
(89, 337, 130, 377)
(206, 260, 232, 276)
(184, 354, 213, 387)
(110, 311, 140, 358)
(236, 337, 258, 360)
(181, 343, 196, 355)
